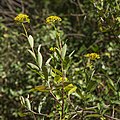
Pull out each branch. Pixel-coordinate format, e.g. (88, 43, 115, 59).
(50, 90, 62, 107)
(25, 106, 49, 117)
(104, 114, 120, 120)
(70, 13, 85, 17)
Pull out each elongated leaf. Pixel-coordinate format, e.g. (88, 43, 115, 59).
(51, 67, 62, 76)
(27, 63, 39, 70)
(28, 35, 34, 49)
(116, 17, 120, 22)
(79, 45, 86, 53)
(54, 75, 68, 83)
(61, 44, 67, 59)
(31, 85, 49, 92)
(20, 96, 25, 105)
(76, 88, 84, 99)
(28, 49, 36, 59)
(28, 66, 44, 79)
(35, 86, 46, 91)
(111, 100, 120, 105)
(38, 103, 42, 114)
(64, 84, 74, 91)
(38, 45, 42, 69)
(55, 48, 61, 58)
(18, 112, 28, 117)
(107, 79, 115, 91)
(45, 58, 52, 66)
(68, 86, 77, 96)
(54, 75, 61, 83)
(38, 44, 41, 52)
(87, 81, 97, 92)
(86, 114, 101, 118)
(38, 52, 42, 69)
(69, 50, 75, 58)
(64, 84, 77, 96)
(25, 98, 31, 110)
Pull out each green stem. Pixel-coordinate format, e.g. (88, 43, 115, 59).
(53, 24, 65, 119)
(22, 23, 37, 63)
(61, 69, 65, 119)
(22, 23, 28, 38)
(59, 34, 65, 119)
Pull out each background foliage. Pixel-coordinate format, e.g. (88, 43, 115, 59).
(0, 0, 120, 119)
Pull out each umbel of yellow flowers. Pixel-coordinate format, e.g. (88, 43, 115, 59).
(85, 53, 100, 60)
(14, 13, 30, 23)
(46, 16, 62, 24)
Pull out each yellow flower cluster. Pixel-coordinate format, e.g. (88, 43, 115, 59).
(49, 47, 56, 52)
(85, 53, 100, 60)
(14, 13, 30, 23)
(46, 16, 62, 24)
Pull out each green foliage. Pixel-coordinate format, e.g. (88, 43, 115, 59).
(0, 0, 120, 120)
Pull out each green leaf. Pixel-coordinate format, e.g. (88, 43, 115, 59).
(55, 82, 70, 89)
(31, 85, 49, 92)
(45, 58, 52, 66)
(76, 88, 84, 99)
(28, 35, 34, 49)
(64, 84, 77, 96)
(107, 79, 115, 91)
(61, 44, 67, 59)
(20, 96, 25, 105)
(38, 44, 41, 51)
(25, 98, 31, 110)
(54, 75, 61, 83)
(28, 66, 44, 78)
(68, 86, 77, 96)
(111, 100, 120, 105)
(54, 75, 68, 83)
(51, 67, 62, 76)
(64, 84, 74, 91)
(69, 50, 75, 58)
(27, 63, 39, 70)
(97, 103, 101, 110)
(38, 103, 42, 114)
(28, 49, 36, 60)
(79, 45, 86, 53)
(86, 114, 101, 118)
(116, 17, 120, 22)
(63, 57, 71, 71)
(87, 81, 97, 92)
(38, 45, 43, 69)
(55, 48, 61, 58)
(18, 112, 29, 117)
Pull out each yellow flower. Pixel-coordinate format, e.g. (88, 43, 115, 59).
(49, 47, 56, 52)
(85, 53, 100, 60)
(14, 13, 30, 23)
(46, 16, 62, 24)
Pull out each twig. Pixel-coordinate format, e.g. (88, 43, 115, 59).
(70, 13, 85, 17)
(77, 0, 85, 14)
(112, 106, 115, 118)
(21, 0, 24, 13)
(6, 0, 15, 13)
(25, 106, 49, 117)
(104, 114, 120, 120)
(33, 113, 37, 120)
(49, 90, 62, 107)
(66, 33, 85, 37)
